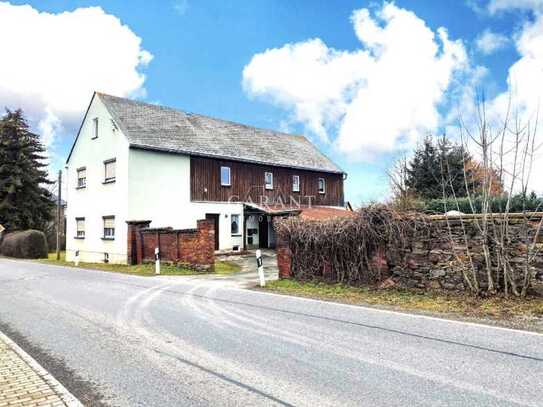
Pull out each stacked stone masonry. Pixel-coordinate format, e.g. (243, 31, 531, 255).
(277, 213, 543, 291)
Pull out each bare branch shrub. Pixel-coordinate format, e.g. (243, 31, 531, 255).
(275, 206, 429, 284)
(387, 155, 423, 212)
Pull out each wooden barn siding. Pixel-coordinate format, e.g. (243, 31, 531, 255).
(190, 156, 344, 207)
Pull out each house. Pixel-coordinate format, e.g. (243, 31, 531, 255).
(65, 92, 347, 264)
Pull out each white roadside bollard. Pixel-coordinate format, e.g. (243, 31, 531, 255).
(74, 250, 80, 267)
(155, 247, 160, 275)
(256, 249, 266, 287)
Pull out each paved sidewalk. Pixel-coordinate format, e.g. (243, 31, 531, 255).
(0, 331, 81, 407)
(214, 249, 278, 287)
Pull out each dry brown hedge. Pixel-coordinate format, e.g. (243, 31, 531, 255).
(0, 230, 48, 259)
(274, 206, 430, 284)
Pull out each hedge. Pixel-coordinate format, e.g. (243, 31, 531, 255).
(422, 194, 543, 214)
(0, 230, 48, 259)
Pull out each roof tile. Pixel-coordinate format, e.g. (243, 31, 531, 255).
(98, 93, 342, 173)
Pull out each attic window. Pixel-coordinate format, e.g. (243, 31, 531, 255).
(292, 175, 300, 192)
(265, 172, 273, 190)
(318, 178, 326, 194)
(221, 166, 231, 186)
(92, 117, 99, 139)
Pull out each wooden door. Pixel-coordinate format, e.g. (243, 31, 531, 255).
(205, 213, 220, 251)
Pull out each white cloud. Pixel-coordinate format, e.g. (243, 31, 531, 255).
(475, 29, 510, 54)
(504, 14, 543, 111)
(0, 2, 152, 152)
(487, 0, 543, 14)
(242, 2, 467, 160)
(487, 11, 543, 125)
(460, 10, 543, 193)
(38, 109, 63, 149)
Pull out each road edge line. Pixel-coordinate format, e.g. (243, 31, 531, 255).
(231, 286, 543, 337)
(0, 330, 84, 407)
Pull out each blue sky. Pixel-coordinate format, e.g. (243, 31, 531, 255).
(1, 0, 541, 204)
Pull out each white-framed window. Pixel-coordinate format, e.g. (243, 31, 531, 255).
(76, 167, 86, 188)
(292, 175, 300, 192)
(76, 218, 85, 238)
(103, 216, 115, 239)
(231, 214, 240, 235)
(92, 117, 99, 139)
(265, 172, 273, 190)
(318, 178, 326, 194)
(221, 166, 231, 186)
(104, 159, 116, 183)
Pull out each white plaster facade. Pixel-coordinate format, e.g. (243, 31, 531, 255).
(66, 96, 245, 264)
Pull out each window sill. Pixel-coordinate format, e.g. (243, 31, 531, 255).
(75, 186, 86, 190)
(265, 187, 273, 191)
(102, 179, 116, 185)
(221, 184, 231, 187)
(231, 234, 242, 237)
(91, 136, 98, 140)
(73, 236, 85, 240)
(101, 237, 115, 241)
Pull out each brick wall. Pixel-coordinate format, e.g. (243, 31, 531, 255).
(276, 234, 292, 279)
(127, 219, 215, 271)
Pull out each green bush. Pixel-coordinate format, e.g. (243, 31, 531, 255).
(423, 194, 543, 214)
(0, 230, 48, 259)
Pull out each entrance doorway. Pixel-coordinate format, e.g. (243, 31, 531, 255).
(258, 215, 269, 249)
(205, 213, 219, 250)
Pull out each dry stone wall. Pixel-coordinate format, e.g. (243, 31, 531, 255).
(388, 214, 543, 291)
(277, 212, 543, 292)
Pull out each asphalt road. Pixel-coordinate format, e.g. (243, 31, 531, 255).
(1, 259, 542, 406)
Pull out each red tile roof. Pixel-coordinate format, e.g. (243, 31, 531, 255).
(299, 207, 355, 220)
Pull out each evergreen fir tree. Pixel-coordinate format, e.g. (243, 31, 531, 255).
(405, 135, 482, 200)
(0, 109, 54, 231)
(405, 136, 443, 199)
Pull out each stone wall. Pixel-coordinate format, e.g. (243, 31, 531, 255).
(127, 219, 215, 271)
(277, 212, 543, 291)
(388, 213, 543, 290)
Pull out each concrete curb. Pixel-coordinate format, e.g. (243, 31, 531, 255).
(0, 331, 83, 407)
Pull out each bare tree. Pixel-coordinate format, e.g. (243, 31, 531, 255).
(443, 95, 542, 297)
(387, 155, 411, 211)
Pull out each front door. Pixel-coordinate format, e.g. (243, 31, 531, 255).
(205, 213, 220, 251)
(258, 215, 269, 249)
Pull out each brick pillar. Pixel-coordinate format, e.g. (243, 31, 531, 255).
(196, 219, 215, 268)
(126, 220, 151, 265)
(276, 235, 292, 279)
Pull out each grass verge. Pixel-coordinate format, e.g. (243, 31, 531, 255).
(262, 279, 543, 329)
(37, 252, 240, 276)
